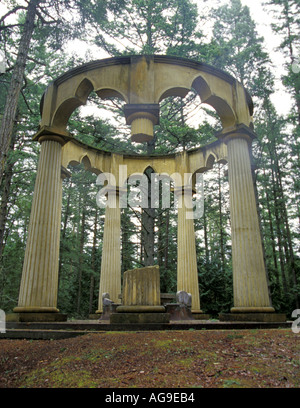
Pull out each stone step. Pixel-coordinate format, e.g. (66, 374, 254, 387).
(0, 320, 292, 340)
(0, 329, 93, 340)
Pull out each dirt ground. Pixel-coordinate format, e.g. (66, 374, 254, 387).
(0, 328, 299, 388)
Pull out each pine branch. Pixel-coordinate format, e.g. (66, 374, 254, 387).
(0, 6, 27, 24)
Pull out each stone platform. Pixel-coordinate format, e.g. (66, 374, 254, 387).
(7, 313, 68, 322)
(219, 313, 287, 322)
(0, 319, 291, 340)
(110, 312, 170, 324)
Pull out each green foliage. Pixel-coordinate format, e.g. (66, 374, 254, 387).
(0, 0, 298, 318)
(210, 0, 273, 100)
(92, 0, 200, 56)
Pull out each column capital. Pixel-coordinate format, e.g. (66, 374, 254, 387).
(124, 104, 159, 143)
(124, 104, 160, 125)
(33, 126, 73, 145)
(216, 124, 256, 145)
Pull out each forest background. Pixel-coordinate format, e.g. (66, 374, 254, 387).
(0, 0, 299, 318)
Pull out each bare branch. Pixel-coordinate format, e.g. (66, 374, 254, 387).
(0, 24, 25, 32)
(0, 6, 27, 24)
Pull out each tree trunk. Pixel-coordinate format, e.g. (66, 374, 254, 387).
(164, 209, 170, 270)
(0, 0, 39, 188)
(0, 126, 17, 260)
(157, 209, 163, 266)
(77, 195, 86, 315)
(203, 198, 209, 272)
(141, 167, 155, 266)
(264, 170, 281, 298)
(58, 180, 73, 285)
(217, 164, 225, 271)
(270, 164, 288, 296)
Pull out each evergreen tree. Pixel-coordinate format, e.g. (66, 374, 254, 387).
(265, 0, 300, 125)
(92, 0, 200, 56)
(210, 0, 273, 102)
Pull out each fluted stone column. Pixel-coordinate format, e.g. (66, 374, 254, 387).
(96, 187, 122, 313)
(14, 131, 69, 317)
(175, 186, 202, 314)
(224, 126, 274, 313)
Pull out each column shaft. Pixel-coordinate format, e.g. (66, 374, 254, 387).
(227, 136, 274, 312)
(14, 139, 63, 312)
(176, 189, 201, 313)
(97, 191, 121, 312)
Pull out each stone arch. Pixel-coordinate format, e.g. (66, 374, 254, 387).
(205, 153, 216, 170)
(75, 78, 94, 103)
(156, 72, 237, 131)
(158, 86, 191, 103)
(96, 88, 127, 102)
(51, 84, 126, 131)
(202, 95, 236, 128)
(52, 97, 83, 129)
(52, 78, 95, 128)
(190, 152, 228, 188)
(81, 154, 101, 175)
(41, 55, 252, 141)
(191, 76, 236, 128)
(191, 75, 211, 102)
(68, 153, 101, 176)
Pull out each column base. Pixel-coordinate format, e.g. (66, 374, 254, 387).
(110, 312, 170, 324)
(190, 309, 211, 320)
(7, 312, 67, 322)
(193, 312, 211, 320)
(230, 307, 275, 313)
(116, 305, 166, 313)
(219, 312, 286, 323)
(13, 306, 60, 313)
(89, 313, 101, 320)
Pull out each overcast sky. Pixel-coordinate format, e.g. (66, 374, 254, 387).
(0, 0, 293, 116)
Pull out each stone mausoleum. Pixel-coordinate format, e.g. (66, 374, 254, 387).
(11, 55, 286, 324)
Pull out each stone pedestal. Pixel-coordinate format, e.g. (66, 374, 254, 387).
(165, 303, 194, 321)
(110, 266, 170, 324)
(99, 303, 121, 321)
(122, 265, 161, 307)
